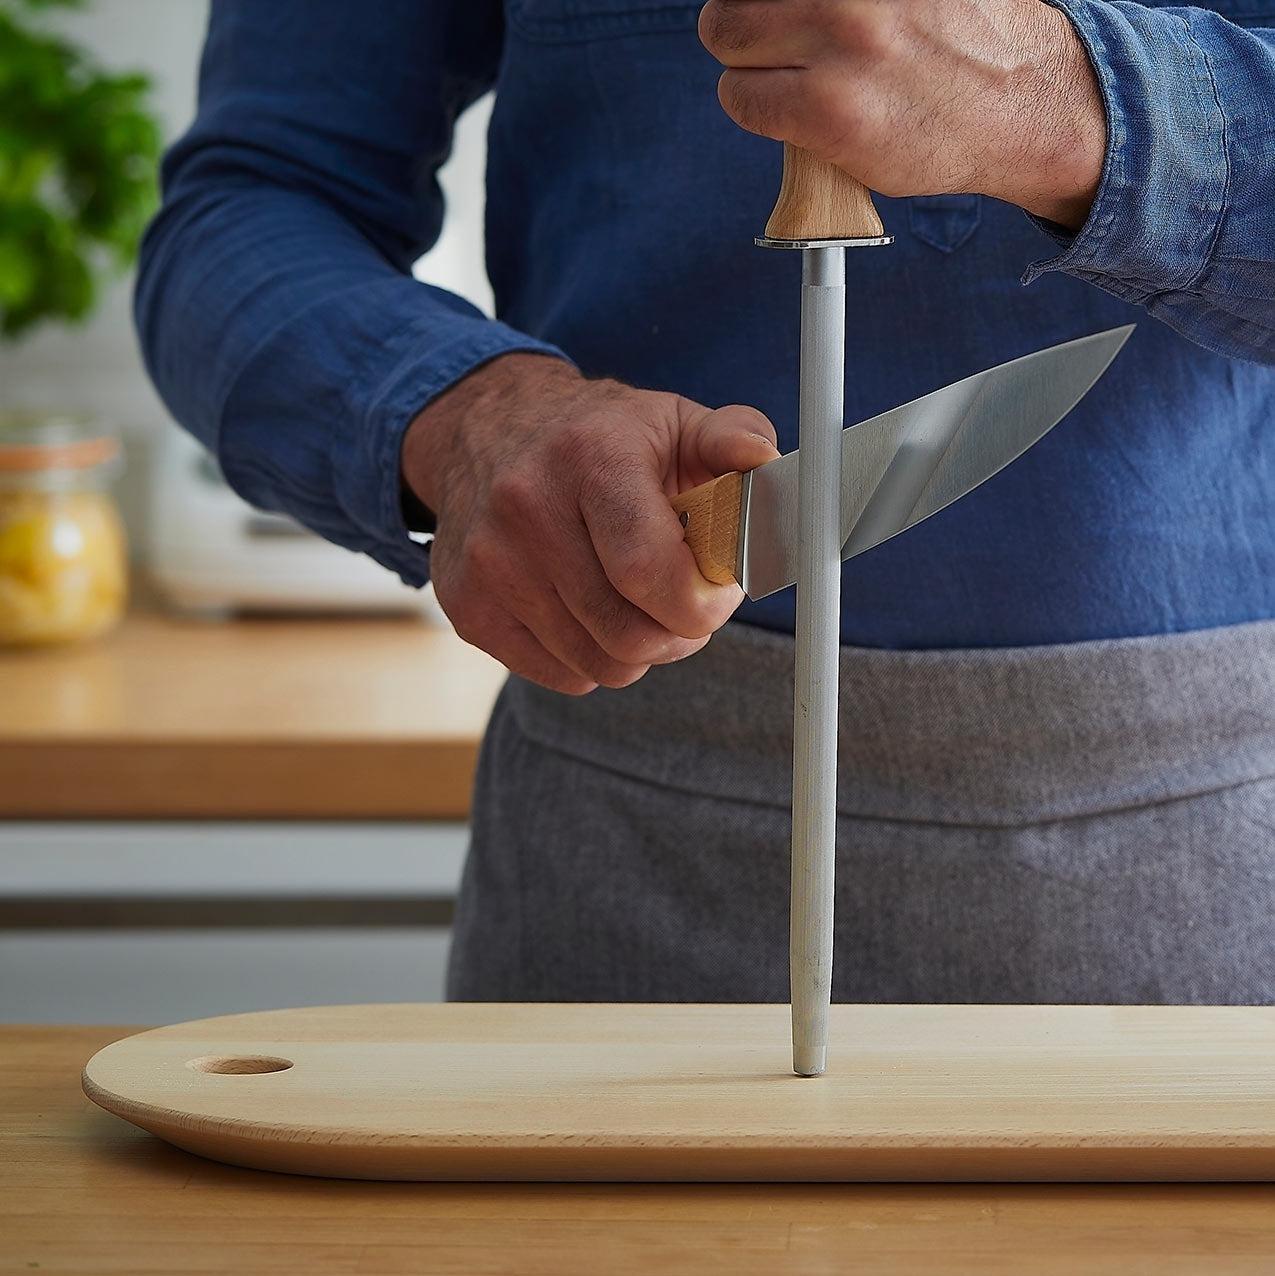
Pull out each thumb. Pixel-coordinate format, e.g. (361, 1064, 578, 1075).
(678, 403, 781, 489)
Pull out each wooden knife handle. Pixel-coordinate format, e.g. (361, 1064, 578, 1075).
(671, 471, 743, 586)
(764, 143, 884, 241)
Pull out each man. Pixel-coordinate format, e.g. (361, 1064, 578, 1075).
(138, 1, 1275, 1004)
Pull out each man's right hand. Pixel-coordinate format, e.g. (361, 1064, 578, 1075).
(401, 353, 780, 695)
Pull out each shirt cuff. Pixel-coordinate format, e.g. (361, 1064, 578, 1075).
(1022, 0, 1229, 304)
(339, 317, 571, 587)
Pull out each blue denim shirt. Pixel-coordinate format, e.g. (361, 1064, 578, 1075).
(136, 0, 1275, 648)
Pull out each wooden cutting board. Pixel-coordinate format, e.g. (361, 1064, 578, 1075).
(82, 1002, 1275, 1182)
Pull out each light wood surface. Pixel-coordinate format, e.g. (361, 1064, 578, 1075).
(82, 1002, 1275, 1183)
(0, 598, 505, 818)
(671, 471, 743, 586)
(9, 1024, 1275, 1275)
(765, 144, 885, 241)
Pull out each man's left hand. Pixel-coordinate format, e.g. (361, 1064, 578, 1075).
(699, 0, 1106, 230)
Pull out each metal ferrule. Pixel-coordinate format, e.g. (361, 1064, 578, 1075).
(802, 248, 845, 289)
(756, 235, 894, 251)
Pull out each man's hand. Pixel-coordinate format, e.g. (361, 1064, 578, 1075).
(699, 0, 1106, 230)
(402, 354, 780, 695)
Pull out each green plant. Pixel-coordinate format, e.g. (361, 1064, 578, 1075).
(0, 0, 161, 337)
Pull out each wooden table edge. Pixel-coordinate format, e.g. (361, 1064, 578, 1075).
(0, 737, 480, 819)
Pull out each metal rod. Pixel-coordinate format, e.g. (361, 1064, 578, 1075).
(790, 246, 845, 1078)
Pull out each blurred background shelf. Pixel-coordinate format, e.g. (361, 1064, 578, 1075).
(0, 0, 503, 1025)
(0, 593, 504, 819)
(0, 822, 468, 1022)
(0, 599, 504, 1021)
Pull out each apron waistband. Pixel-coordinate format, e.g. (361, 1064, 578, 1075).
(503, 620, 1275, 826)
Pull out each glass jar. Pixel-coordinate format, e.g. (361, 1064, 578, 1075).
(0, 413, 128, 646)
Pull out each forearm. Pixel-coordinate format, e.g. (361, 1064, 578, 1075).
(135, 0, 571, 584)
(699, 0, 1275, 363)
(1027, 0, 1275, 364)
(136, 179, 563, 584)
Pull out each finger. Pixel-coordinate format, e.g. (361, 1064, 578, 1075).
(699, 0, 810, 69)
(550, 519, 709, 666)
(580, 457, 743, 640)
(514, 576, 653, 689)
(678, 403, 781, 489)
(440, 586, 598, 696)
(558, 566, 710, 668)
(717, 66, 805, 142)
(496, 618, 600, 696)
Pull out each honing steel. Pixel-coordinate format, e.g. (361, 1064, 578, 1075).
(673, 144, 1132, 1077)
(766, 145, 892, 1079)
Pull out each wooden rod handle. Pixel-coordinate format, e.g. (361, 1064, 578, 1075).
(764, 143, 883, 241)
(670, 471, 743, 586)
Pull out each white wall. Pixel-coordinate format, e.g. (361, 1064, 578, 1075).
(0, 0, 493, 550)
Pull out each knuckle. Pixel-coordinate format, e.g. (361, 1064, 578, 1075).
(458, 532, 503, 584)
(595, 661, 649, 691)
(489, 468, 544, 521)
(610, 544, 665, 602)
(561, 628, 641, 690)
(519, 651, 594, 696)
(863, 13, 896, 61)
(601, 632, 646, 665)
(736, 404, 778, 442)
(699, 1, 749, 56)
(683, 589, 741, 641)
(717, 70, 756, 129)
(827, 2, 875, 51)
(609, 634, 659, 667)
(828, 2, 862, 43)
(586, 594, 648, 663)
(719, 71, 785, 139)
(679, 611, 718, 642)
(659, 634, 711, 665)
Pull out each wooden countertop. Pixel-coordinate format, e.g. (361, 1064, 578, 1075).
(0, 602, 505, 819)
(6, 1025, 1275, 1275)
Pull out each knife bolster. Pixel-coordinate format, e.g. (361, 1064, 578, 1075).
(671, 471, 744, 587)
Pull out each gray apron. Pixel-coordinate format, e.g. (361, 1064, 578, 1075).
(447, 620, 1275, 1004)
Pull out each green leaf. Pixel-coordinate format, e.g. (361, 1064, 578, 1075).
(0, 234, 37, 309)
(0, 0, 160, 339)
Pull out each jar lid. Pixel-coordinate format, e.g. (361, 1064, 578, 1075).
(0, 412, 121, 474)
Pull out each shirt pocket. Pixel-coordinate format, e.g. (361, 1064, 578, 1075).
(909, 194, 982, 253)
(506, 0, 701, 42)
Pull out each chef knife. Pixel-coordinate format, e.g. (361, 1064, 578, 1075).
(671, 323, 1134, 600)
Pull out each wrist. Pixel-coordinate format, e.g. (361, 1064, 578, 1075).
(997, 2, 1107, 230)
(400, 352, 579, 521)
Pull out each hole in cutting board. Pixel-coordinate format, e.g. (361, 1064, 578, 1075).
(186, 1055, 294, 1075)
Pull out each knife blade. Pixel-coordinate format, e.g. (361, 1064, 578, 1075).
(672, 324, 1133, 601)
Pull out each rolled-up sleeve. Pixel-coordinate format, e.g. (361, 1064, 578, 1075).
(1024, 0, 1275, 366)
(135, 0, 568, 586)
